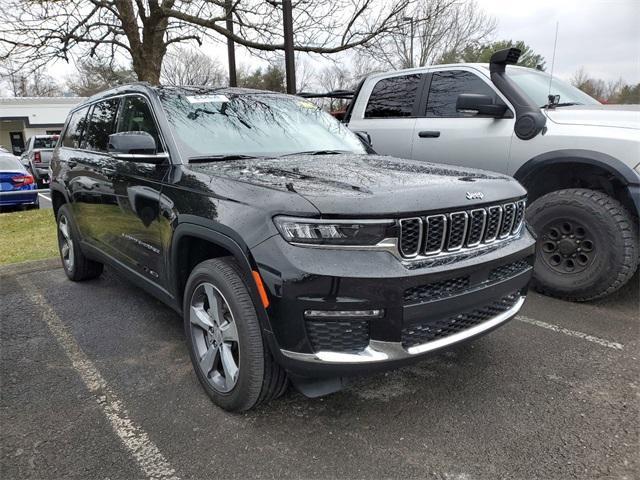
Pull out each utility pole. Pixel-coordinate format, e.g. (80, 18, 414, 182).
(282, 0, 296, 94)
(403, 16, 414, 68)
(226, 0, 237, 87)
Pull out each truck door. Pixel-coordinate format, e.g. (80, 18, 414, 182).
(347, 73, 425, 159)
(411, 68, 514, 174)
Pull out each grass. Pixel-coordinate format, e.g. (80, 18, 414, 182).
(0, 209, 58, 265)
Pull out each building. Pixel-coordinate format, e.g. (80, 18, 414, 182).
(0, 96, 85, 155)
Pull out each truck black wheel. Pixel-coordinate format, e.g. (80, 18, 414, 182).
(56, 204, 103, 281)
(183, 258, 287, 412)
(527, 188, 638, 302)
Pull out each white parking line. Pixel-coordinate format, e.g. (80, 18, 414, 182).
(17, 276, 180, 480)
(38, 193, 51, 201)
(516, 315, 624, 351)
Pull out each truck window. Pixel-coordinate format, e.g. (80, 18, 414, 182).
(426, 71, 498, 117)
(33, 137, 58, 149)
(117, 96, 163, 152)
(364, 74, 421, 118)
(62, 107, 90, 149)
(82, 98, 120, 152)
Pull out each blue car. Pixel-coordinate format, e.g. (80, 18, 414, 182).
(0, 153, 39, 210)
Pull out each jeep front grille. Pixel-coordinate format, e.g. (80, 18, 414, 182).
(398, 200, 526, 259)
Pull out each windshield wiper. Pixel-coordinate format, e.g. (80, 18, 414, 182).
(280, 150, 350, 157)
(189, 154, 261, 163)
(542, 102, 582, 108)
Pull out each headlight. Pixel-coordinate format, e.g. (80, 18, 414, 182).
(274, 216, 394, 246)
(634, 162, 640, 175)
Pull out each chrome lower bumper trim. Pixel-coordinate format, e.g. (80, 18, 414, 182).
(280, 296, 525, 364)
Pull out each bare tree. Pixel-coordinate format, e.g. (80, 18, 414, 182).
(161, 47, 225, 86)
(362, 0, 496, 69)
(66, 57, 137, 96)
(0, 61, 63, 96)
(1, 0, 420, 85)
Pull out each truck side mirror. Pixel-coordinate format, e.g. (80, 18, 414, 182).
(456, 94, 508, 118)
(353, 131, 377, 154)
(108, 131, 168, 164)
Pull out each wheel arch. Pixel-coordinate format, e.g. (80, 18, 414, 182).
(170, 221, 273, 332)
(50, 186, 69, 218)
(514, 149, 639, 220)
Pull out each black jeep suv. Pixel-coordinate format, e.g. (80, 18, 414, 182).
(50, 84, 535, 411)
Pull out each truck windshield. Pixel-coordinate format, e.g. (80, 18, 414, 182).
(506, 68, 601, 107)
(159, 91, 366, 161)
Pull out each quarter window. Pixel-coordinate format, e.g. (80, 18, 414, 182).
(117, 96, 163, 152)
(82, 98, 120, 152)
(62, 108, 90, 148)
(426, 71, 499, 117)
(364, 74, 422, 118)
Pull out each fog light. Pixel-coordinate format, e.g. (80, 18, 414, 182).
(304, 309, 384, 318)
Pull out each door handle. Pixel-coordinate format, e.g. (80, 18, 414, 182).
(418, 131, 441, 138)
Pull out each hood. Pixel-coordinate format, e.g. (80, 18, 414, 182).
(192, 154, 526, 216)
(545, 104, 640, 130)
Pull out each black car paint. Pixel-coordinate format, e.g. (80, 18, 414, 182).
(50, 83, 535, 383)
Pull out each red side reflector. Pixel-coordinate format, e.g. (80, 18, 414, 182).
(34, 151, 41, 163)
(252, 270, 270, 308)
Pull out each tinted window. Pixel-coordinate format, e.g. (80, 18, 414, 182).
(33, 137, 58, 149)
(82, 99, 120, 152)
(365, 74, 421, 118)
(62, 108, 89, 148)
(117, 96, 163, 152)
(426, 71, 498, 117)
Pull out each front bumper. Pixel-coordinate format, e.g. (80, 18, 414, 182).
(253, 228, 535, 377)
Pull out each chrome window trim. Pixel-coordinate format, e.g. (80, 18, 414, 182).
(424, 214, 447, 255)
(446, 211, 468, 251)
(280, 296, 525, 363)
(466, 208, 487, 247)
(399, 217, 423, 258)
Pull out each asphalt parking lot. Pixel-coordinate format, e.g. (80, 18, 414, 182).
(1, 262, 638, 479)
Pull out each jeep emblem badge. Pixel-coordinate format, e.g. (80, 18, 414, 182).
(466, 191, 484, 200)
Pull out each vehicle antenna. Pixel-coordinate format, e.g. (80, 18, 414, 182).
(547, 21, 559, 107)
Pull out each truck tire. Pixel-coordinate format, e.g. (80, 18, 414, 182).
(527, 188, 638, 301)
(56, 204, 104, 281)
(183, 258, 287, 411)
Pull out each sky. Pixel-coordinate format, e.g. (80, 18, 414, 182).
(480, 0, 640, 83)
(11, 0, 640, 94)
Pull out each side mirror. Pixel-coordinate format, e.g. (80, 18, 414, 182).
(456, 94, 508, 118)
(108, 131, 167, 163)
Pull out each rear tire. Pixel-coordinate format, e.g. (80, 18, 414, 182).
(527, 188, 638, 301)
(56, 204, 103, 281)
(183, 258, 287, 412)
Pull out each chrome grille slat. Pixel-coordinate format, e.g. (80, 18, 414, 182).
(447, 212, 468, 251)
(499, 203, 516, 239)
(398, 199, 526, 259)
(399, 217, 423, 258)
(424, 214, 447, 255)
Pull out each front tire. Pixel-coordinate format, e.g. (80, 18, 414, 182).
(56, 204, 103, 281)
(527, 188, 638, 301)
(183, 258, 287, 412)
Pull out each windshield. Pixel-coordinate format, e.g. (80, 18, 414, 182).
(506, 68, 600, 107)
(159, 91, 366, 161)
(34, 137, 58, 149)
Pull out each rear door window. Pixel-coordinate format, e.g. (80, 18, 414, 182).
(116, 96, 163, 152)
(62, 108, 90, 148)
(82, 98, 120, 152)
(364, 74, 422, 118)
(425, 70, 499, 117)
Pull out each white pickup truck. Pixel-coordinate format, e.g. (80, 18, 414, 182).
(21, 134, 58, 187)
(340, 48, 639, 301)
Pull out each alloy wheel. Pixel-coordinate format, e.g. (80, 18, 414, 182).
(189, 282, 240, 393)
(58, 214, 75, 272)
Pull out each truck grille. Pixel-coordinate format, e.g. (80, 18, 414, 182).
(306, 320, 370, 354)
(398, 200, 525, 259)
(401, 292, 520, 348)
